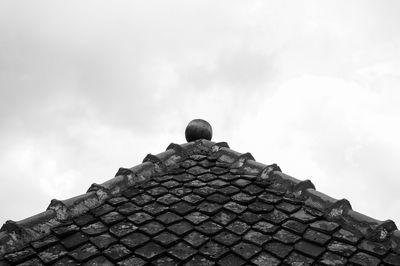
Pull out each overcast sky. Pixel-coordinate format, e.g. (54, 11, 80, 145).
(1, 1, 400, 227)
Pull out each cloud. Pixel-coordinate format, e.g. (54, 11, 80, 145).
(1, 0, 400, 226)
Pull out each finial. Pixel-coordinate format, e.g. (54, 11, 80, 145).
(185, 119, 213, 142)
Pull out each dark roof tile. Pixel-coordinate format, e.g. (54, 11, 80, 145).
(327, 240, 357, 257)
(84, 255, 114, 266)
(213, 231, 240, 246)
(283, 251, 314, 265)
(120, 232, 149, 249)
(168, 221, 193, 235)
(384, 252, 400, 265)
(295, 240, 325, 258)
(61, 232, 88, 250)
(89, 233, 118, 250)
(252, 252, 281, 266)
(103, 244, 130, 261)
(183, 231, 209, 247)
(185, 255, 213, 266)
(218, 253, 246, 266)
(116, 255, 146, 266)
(4, 248, 35, 264)
(81, 221, 108, 236)
(349, 252, 380, 266)
(134, 242, 164, 259)
(199, 240, 228, 259)
(168, 242, 196, 260)
(264, 241, 293, 259)
(318, 251, 347, 266)
(69, 243, 99, 262)
(37, 244, 68, 264)
(153, 231, 179, 247)
(232, 242, 261, 260)
(303, 228, 332, 246)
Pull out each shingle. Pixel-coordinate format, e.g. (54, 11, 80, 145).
(196, 221, 223, 236)
(349, 252, 380, 266)
(103, 244, 130, 261)
(358, 239, 389, 256)
(127, 212, 153, 225)
(157, 212, 183, 225)
(384, 253, 400, 266)
(223, 202, 247, 214)
(212, 210, 236, 225)
(4, 248, 35, 264)
(232, 242, 261, 260)
(100, 211, 125, 225)
(197, 202, 222, 215)
(52, 224, 79, 237)
(327, 240, 357, 257)
(140, 221, 165, 235)
(185, 255, 213, 266)
(318, 252, 347, 266)
(134, 242, 165, 259)
(243, 230, 271, 245)
(213, 231, 240, 246)
(264, 241, 293, 259)
(252, 221, 279, 234)
(142, 202, 168, 215)
(227, 220, 250, 235)
(184, 231, 209, 247)
(81, 221, 108, 236)
(282, 219, 308, 234)
(303, 229, 331, 246)
(84, 256, 114, 266)
(248, 201, 274, 214)
(117, 255, 146, 266)
(31, 235, 59, 250)
(109, 221, 138, 237)
(168, 242, 196, 260)
(240, 211, 262, 224)
(262, 209, 288, 224)
(310, 220, 340, 233)
(168, 221, 193, 235)
(171, 201, 196, 215)
(290, 209, 318, 223)
(333, 228, 361, 245)
(117, 202, 141, 216)
(90, 233, 118, 250)
(185, 211, 209, 225)
(199, 241, 228, 259)
(69, 243, 99, 262)
(61, 232, 88, 250)
(218, 253, 246, 266)
(252, 252, 280, 266)
(294, 240, 325, 258)
(120, 232, 149, 249)
(273, 229, 301, 244)
(153, 232, 179, 247)
(283, 251, 314, 265)
(152, 256, 179, 266)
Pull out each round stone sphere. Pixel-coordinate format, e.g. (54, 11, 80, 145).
(185, 119, 213, 142)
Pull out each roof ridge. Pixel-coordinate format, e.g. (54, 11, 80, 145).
(1, 139, 400, 257)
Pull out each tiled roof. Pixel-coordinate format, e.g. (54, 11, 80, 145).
(1, 120, 400, 265)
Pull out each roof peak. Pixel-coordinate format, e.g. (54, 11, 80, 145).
(185, 119, 212, 142)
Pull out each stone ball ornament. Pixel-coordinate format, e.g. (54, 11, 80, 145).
(185, 119, 213, 142)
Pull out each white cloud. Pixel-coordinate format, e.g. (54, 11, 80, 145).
(1, 0, 400, 227)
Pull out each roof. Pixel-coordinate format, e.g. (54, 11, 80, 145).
(1, 120, 400, 266)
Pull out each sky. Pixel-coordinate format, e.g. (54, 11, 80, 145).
(1, 1, 400, 227)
